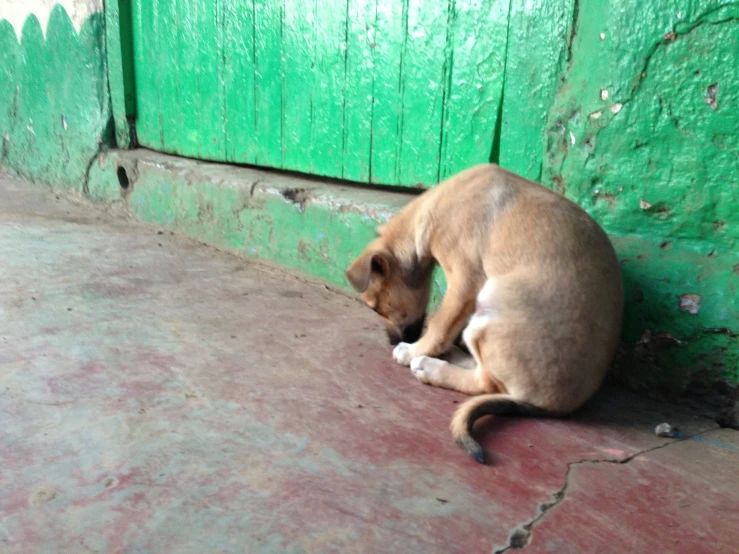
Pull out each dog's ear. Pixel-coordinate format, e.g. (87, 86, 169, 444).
(346, 249, 393, 292)
(375, 224, 386, 236)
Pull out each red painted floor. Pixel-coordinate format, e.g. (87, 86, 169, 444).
(1, 176, 737, 553)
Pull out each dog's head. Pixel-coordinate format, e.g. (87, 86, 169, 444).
(346, 228, 432, 345)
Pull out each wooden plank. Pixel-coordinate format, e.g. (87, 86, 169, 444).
(439, 0, 509, 181)
(307, 0, 348, 178)
(397, 0, 450, 185)
(222, 0, 258, 164)
(193, 0, 224, 160)
(499, 0, 574, 181)
(341, 0, 376, 182)
(166, 0, 192, 156)
(169, 0, 192, 154)
(252, 0, 283, 168)
(368, 0, 404, 184)
(104, 0, 136, 147)
(131, 0, 509, 186)
(281, 0, 314, 172)
(130, 0, 160, 149)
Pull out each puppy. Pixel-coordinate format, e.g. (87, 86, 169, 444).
(346, 164, 623, 463)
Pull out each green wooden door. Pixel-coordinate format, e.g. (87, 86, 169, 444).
(131, 0, 508, 187)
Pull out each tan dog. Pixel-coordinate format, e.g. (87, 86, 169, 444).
(346, 164, 623, 463)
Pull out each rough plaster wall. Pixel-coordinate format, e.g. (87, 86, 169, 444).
(535, 0, 739, 387)
(544, 0, 738, 240)
(490, 0, 738, 388)
(0, 2, 111, 190)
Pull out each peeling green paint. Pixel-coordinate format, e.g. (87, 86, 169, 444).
(0, 6, 111, 190)
(542, 0, 738, 240)
(614, 236, 738, 387)
(529, 0, 739, 387)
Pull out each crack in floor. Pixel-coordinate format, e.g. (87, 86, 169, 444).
(491, 426, 720, 553)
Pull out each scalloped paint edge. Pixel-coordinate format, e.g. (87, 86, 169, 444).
(1, 0, 102, 38)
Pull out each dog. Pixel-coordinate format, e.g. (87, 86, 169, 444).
(345, 164, 623, 463)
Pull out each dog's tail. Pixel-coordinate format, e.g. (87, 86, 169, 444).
(450, 394, 551, 464)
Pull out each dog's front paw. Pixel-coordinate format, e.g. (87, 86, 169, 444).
(393, 342, 415, 366)
(410, 356, 440, 384)
(410, 356, 431, 383)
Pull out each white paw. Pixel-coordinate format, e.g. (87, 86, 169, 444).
(411, 356, 430, 383)
(410, 356, 438, 384)
(393, 342, 415, 366)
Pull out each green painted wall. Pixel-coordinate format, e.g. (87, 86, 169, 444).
(497, 0, 738, 389)
(2, 1, 737, 391)
(130, 0, 508, 186)
(0, 5, 111, 191)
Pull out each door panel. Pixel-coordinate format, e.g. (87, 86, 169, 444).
(131, 0, 508, 187)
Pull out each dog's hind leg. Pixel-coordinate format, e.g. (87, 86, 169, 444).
(409, 278, 509, 395)
(409, 357, 497, 395)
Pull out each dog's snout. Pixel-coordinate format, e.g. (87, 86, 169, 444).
(385, 316, 426, 346)
(386, 326, 403, 345)
(402, 316, 426, 344)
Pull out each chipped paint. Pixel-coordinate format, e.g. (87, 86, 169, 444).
(679, 294, 701, 315)
(85, 150, 441, 300)
(705, 82, 719, 109)
(524, 0, 739, 388)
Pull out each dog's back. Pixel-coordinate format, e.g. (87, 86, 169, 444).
(432, 165, 622, 405)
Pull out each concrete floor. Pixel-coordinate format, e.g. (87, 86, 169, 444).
(1, 175, 737, 554)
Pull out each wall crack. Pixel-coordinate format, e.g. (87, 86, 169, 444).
(565, 0, 580, 69)
(621, 5, 738, 108)
(488, 0, 513, 165)
(1, 135, 8, 168)
(82, 144, 108, 197)
(545, 2, 738, 188)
